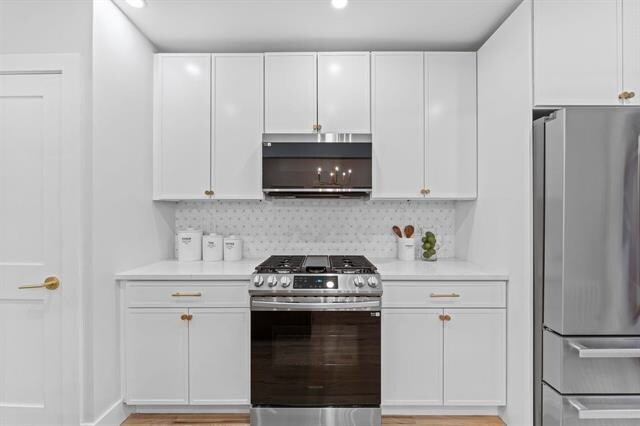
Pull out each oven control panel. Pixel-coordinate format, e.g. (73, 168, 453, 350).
(293, 275, 339, 289)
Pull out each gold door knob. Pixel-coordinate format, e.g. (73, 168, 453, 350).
(180, 313, 193, 321)
(204, 190, 214, 197)
(313, 124, 318, 131)
(420, 188, 431, 195)
(629, 91, 636, 99)
(317, 124, 322, 131)
(18, 276, 60, 290)
(439, 314, 447, 321)
(439, 314, 452, 321)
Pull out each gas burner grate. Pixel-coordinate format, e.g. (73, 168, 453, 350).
(255, 255, 306, 273)
(329, 255, 377, 273)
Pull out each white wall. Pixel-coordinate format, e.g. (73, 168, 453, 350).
(455, 1, 533, 424)
(89, 0, 174, 423)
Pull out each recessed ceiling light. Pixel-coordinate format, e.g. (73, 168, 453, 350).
(331, 0, 348, 9)
(126, 0, 147, 8)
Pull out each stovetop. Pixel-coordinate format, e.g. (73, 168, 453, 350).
(251, 255, 382, 295)
(255, 255, 377, 274)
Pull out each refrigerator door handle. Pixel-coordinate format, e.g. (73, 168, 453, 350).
(569, 340, 640, 358)
(568, 398, 640, 420)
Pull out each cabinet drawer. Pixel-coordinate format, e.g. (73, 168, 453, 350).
(126, 281, 249, 308)
(382, 281, 505, 308)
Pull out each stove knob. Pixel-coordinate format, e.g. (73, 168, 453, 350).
(353, 276, 365, 288)
(367, 276, 378, 288)
(267, 275, 278, 287)
(281, 276, 292, 288)
(253, 275, 264, 287)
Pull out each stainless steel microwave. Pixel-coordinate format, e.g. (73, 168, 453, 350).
(262, 133, 372, 198)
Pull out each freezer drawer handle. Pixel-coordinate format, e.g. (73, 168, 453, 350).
(569, 341, 640, 358)
(568, 398, 640, 420)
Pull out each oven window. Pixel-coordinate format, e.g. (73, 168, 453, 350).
(252, 311, 380, 407)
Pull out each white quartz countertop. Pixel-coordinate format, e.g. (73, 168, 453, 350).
(116, 258, 507, 281)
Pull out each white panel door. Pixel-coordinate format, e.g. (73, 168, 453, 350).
(188, 308, 250, 405)
(371, 52, 425, 199)
(318, 52, 371, 133)
(212, 54, 263, 199)
(382, 309, 443, 406)
(265, 53, 317, 133)
(443, 309, 506, 406)
(425, 52, 477, 199)
(533, 0, 621, 105)
(154, 54, 211, 200)
(125, 308, 189, 405)
(0, 74, 62, 425)
(623, 0, 640, 105)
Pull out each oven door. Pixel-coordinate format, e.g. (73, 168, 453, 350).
(251, 296, 381, 407)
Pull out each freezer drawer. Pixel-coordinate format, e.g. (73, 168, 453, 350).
(543, 330, 640, 394)
(543, 384, 640, 426)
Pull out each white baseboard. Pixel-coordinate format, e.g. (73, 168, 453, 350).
(82, 399, 132, 426)
(382, 405, 500, 416)
(135, 405, 250, 414)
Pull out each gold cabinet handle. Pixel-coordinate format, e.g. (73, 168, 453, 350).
(317, 124, 322, 131)
(172, 292, 202, 297)
(18, 276, 60, 290)
(420, 188, 431, 195)
(438, 314, 452, 321)
(619, 91, 636, 100)
(312, 124, 318, 131)
(430, 293, 460, 298)
(180, 314, 193, 321)
(204, 190, 214, 197)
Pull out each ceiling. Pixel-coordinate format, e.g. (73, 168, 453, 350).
(113, 0, 523, 53)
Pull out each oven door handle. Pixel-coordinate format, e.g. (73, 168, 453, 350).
(251, 300, 381, 311)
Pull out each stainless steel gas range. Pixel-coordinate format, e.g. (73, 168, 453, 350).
(249, 255, 382, 426)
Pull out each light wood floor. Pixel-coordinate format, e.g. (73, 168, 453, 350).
(122, 413, 505, 426)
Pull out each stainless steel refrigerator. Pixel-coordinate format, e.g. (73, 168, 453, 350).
(534, 107, 640, 426)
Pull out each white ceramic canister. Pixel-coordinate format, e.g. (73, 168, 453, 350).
(177, 228, 203, 262)
(397, 237, 416, 261)
(202, 233, 224, 262)
(223, 235, 243, 261)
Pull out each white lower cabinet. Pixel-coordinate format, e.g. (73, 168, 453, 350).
(382, 281, 507, 409)
(125, 308, 190, 405)
(188, 308, 249, 405)
(124, 300, 249, 406)
(382, 309, 443, 405)
(443, 309, 506, 406)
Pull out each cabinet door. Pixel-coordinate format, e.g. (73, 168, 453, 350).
(188, 308, 250, 405)
(382, 309, 443, 406)
(371, 52, 425, 199)
(125, 308, 189, 404)
(533, 0, 621, 106)
(264, 53, 317, 133)
(154, 54, 211, 200)
(211, 54, 263, 199)
(425, 52, 477, 199)
(443, 309, 506, 406)
(318, 52, 371, 133)
(623, 0, 640, 105)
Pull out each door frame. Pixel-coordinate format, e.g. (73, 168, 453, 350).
(0, 53, 84, 425)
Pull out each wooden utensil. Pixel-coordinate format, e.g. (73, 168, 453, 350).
(392, 225, 403, 238)
(404, 225, 415, 238)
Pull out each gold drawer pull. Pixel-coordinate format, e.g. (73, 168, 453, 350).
(430, 293, 460, 298)
(439, 314, 452, 321)
(172, 292, 202, 297)
(180, 314, 193, 321)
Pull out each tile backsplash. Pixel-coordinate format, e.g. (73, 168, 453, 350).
(176, 199, 455, 259)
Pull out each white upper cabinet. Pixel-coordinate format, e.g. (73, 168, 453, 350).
(211, 54, 263, 199)
(154, 54, 211, 200)
(425, 52, 477, 199)
(317, 52, 371, 133)
(533, 0, 635, 106)
(371, 52, 425, 199)
(622, 0, 640, 105)
(264, 53, 317, 133)
(371, 52, 477, 200)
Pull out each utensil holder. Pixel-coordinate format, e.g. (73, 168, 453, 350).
(397, 238, 416, 261)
